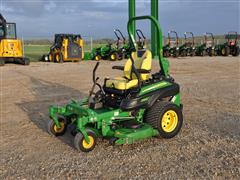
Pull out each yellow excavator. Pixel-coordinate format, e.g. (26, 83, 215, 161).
(0, 14, 29, 66)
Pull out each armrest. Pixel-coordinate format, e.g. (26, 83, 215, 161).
(136, 69, 151, 74)
(112, 66, 124, 71)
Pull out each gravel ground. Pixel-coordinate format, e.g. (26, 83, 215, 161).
(0, 56, 240, 179)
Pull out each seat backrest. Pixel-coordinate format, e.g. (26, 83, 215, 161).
(124, 49, 152, 81)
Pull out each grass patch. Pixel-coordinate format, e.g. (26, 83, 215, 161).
(24, 45, 51, 62)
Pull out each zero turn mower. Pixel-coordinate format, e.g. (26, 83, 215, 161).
(90, 42, 119, 61)
(215, 31, 240, 56)
(114, 29, 131, 60)
(42, 34, 84, 63)
(0, 14, 29, 66)
(179, 32, 195, 57)
(47, 16, 183, 152)
(195, 32, 216, 56)
(89, 30, 127, 61)
(163, 30, 179, 58)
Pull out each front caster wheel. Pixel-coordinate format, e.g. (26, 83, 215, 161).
(47, 119, 66, 136)
(74, 130, 97, 152)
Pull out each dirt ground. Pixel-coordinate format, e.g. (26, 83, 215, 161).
(0, 56, 240, 179)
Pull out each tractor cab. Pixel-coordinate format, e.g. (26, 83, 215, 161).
(0, 13, 29, 66)
(225, 32, 240, 56)
(205, 33, 214, 48)
(215, 31, 239, 56)
(168, 31, 178, 48)
(163, 30, 179, 57)
(180, 32, 195, 56)
(225, 32, 239, 47)
(205, 32, 215, 56)
(196, 32, 215, 56)
(0, 14, 17, 40)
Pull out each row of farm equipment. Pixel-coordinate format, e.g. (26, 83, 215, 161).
(0, 11, 239, 66)
(42, 30, 239, 63)
(42, 29, 146, 63)
(163, 31, 240, 58)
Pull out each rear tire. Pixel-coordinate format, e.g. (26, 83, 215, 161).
(145, 101, 183, 139)
(163, 50, 170, 57)
(110, 52, 118, 61)
(0, 58, 5, 66)
(22, 58, 30, 65)
(221, 46, 230, 56)
(232, 46, 240, 56)
(55, 53, 63, 63)
(94, 55, 101, 61)
(181, 50, 187, 57)
(173, 50, 179, 58)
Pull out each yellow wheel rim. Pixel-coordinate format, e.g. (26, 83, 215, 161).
(82, 136, 94, 149)
(161, 110, 178, 133)
(56, 54, 60, 62)
(53, 122, 65, 133)
(111, 54, 116, 60)
(222, 48, 225, 55)
(95, 56, 100, 61)
(49, 54, 53, 61)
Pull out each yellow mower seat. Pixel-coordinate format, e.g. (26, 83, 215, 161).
(106, 50, 152, 90)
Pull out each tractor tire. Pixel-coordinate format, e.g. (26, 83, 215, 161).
(0, 58, 5, 66)
(22, 58, 30, 65)
(49, 53, 54, 62)
(47, 119, 67, 136)
(207, 49, 213, 56)
(74, 129, 97, 152)
(94, 55, 101, 61)
(110, 52, 118, 61)
(201, 50, 206, 56)
(55, 53, 63, 63)
(181, 50, 187, 57)
(163, 51, 170, 57)
(232, 46, 240, 56)
(173, 51, 179, 58)
(221, 46, 230, 56)
(190, 50, 196, 56)
(145, 101, 183, 139)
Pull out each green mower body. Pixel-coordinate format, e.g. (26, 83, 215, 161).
(48, 16, 183, 152)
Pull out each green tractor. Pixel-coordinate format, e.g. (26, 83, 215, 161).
(114, 29, 131, 59)
(88, 30, 127, 61)
(195, 32, 215, 56)
(163, 30, 179, 58)
(179, 32, 195, 57)
(205, 33, 216, 56)
(90, 42, 119, 61)
(215, 31, 240, 56)
(47, 16, 183, 152)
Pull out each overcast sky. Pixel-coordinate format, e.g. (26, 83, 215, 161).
(1, 0, 239, 39)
